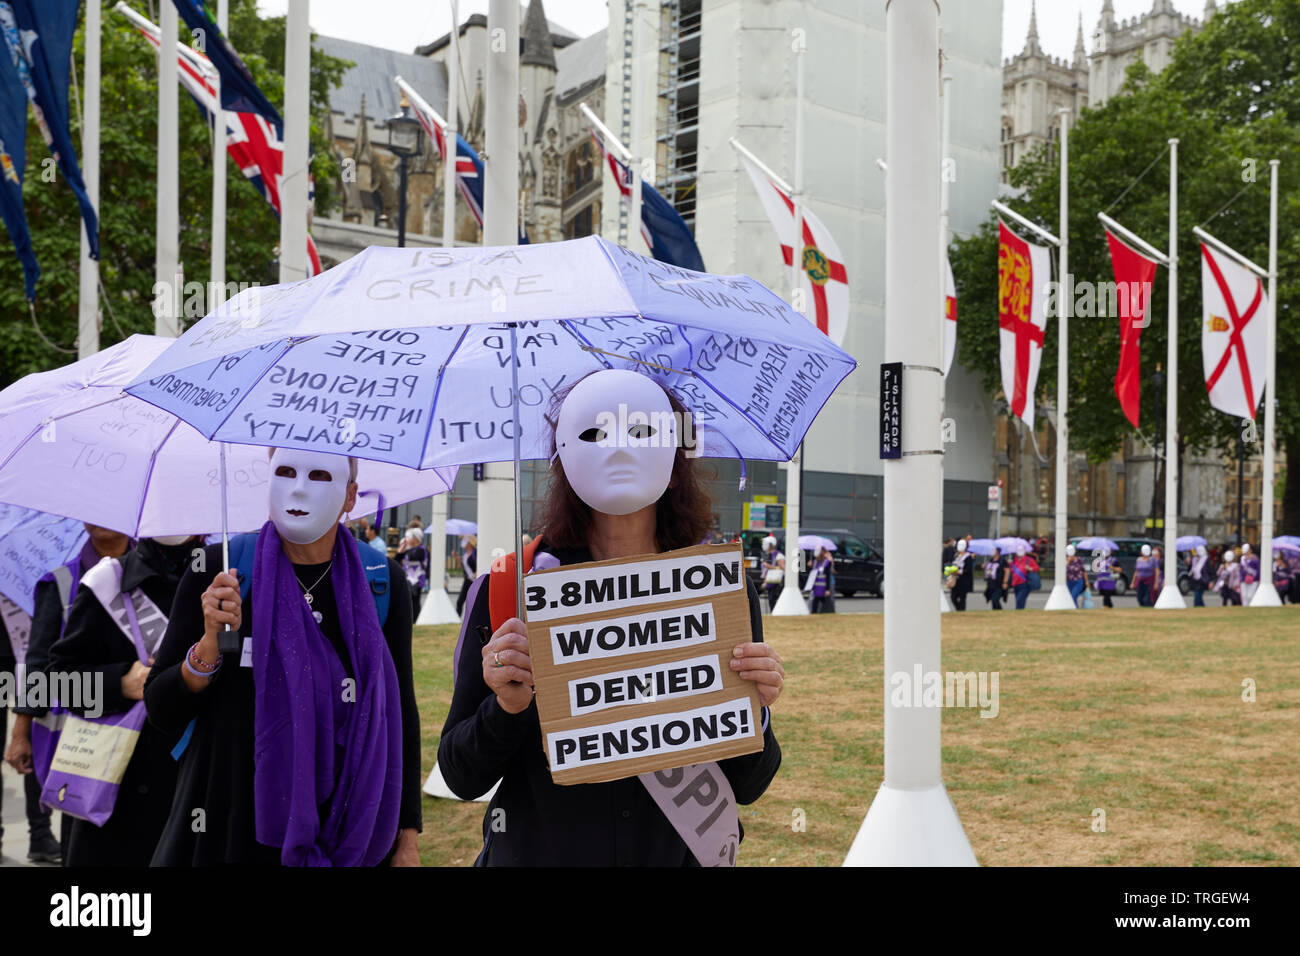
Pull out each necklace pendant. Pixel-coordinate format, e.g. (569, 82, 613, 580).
(304, 592, 313, 605)
(312, 610, 323, 624)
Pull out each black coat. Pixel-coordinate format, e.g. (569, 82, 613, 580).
(144, 542, 422, 866)
(48, 540, 190, 867)
(438, 545, 782, 866)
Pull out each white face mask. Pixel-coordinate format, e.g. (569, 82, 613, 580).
(268, 448, 351, 545)
(152, 535, 192, 547)
(555, 370, 677, 516)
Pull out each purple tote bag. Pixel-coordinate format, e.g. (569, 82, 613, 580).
(39, 562, 149, 826)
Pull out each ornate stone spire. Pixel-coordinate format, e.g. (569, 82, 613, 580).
(521, 0, 556, 70)
(1074, 10, 1087, 66)
(1023, 0, 1043, 56)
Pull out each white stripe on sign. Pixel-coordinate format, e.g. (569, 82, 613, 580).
(524, 551, 744, 623)
(548, 600, 717, 665)
(567, 653, 723, 717)
(548, 697, 755, 770)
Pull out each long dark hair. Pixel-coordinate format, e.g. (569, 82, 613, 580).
(537, 376, 714, 553)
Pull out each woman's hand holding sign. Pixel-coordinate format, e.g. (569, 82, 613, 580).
(731, 642, 785, 708)
(484, 617, 534, 714)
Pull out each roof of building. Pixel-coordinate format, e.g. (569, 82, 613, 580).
(556, 27, 607, 102)
(316, 34, 448, 123)
(414, 9, 579, 58)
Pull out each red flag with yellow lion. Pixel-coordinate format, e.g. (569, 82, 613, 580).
(997, 220, 1051, 427)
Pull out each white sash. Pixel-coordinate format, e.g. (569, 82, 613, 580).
(81, 557, 170, 661)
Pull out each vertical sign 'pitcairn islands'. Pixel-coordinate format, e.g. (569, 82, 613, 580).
(525, 544, 764, 785)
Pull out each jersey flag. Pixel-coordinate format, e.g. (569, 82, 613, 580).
(1201, 242, 1268, 421)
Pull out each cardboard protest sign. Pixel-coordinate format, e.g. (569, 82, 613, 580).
(525, 544, 763, 785)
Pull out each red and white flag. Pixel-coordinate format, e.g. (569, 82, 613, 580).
(1104, 229, 1159, 428)
(997, 220, 1050, 428)
(734, 144, 849, 346)
(943, 257, 957, 377)
(135, 18, 322, 276)
(1201, 243, 1268, 420)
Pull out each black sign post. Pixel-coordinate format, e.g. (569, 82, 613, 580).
(880, 362, 903, 459)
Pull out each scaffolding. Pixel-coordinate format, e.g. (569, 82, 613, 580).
(656, 0, 700, 227)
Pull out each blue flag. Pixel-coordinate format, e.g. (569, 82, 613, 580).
(172, 0, 281, 124)
(0, 0, 100, 300)
(0, 27, 36, 297)
(590, 127, 704, 272)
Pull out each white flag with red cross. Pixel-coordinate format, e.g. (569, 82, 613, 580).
(734, 143, 849, 347)
(1201, 242, 1268, 420)
(943, 256, 958, 377)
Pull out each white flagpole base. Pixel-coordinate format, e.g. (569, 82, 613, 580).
(415, 586, 461, 626)
(1249, 582, 1282, 607)
(843, 783, 978, 866)
(771, 583, 810, 616)
(423, 762, 500, 802)
(1043, 583, 1076, 610)
(940, 589, 952, 613)
(1153, 584, 1187, 609)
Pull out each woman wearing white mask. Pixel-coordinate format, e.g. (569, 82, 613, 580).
(438, 369, 784, 866)
(1189, 545, 1212, 607)
(48, 533, 201, 866)
(1214, 549, 1242, 606)
(1064, 544, 1089, 607)
(759, 535, 784, 613)
(1091, 548, 1121, 609)
(144, 449, 423, 866)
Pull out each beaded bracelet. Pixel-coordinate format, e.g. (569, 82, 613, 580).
(185, 642, 222, 679)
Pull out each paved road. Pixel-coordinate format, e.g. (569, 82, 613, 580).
(760, 578, 1152, 614)
(0, 761, 60, 868)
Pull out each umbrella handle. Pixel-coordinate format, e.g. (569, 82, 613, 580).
(509, 323, 525, 624)
(217, 442, 241, 656)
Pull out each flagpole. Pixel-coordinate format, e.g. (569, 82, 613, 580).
(629, 0, 646, 255)
(443, 0, 459, 251)
(279, 0, 310, 284)
(1045, 108, 1074, 610)
(210, 0, 229, 311)
(416, 0, 463, 628)
(1154, 138, 1185, 608)
(1251, 159, 1282, 606)
(938, 69, 953, 616)
(478, 0, 521, 611)
(845, 0, 975, 867)
(156, 0, 180, 337)
(772, 28, 808, 617)
(77, 0, 100, 358)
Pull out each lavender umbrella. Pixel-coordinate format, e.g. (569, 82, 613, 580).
(1175, 535, 1207, 552)
(966, 538, 997, 556)
(1076, 537, 1118, 553)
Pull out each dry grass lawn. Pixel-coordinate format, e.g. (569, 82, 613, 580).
(412, 607, 1300, 866)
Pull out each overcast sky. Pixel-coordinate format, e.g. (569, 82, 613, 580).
(1002, 0, 1228, 62)
(255, 1, 1227, 62)
(255, 1, 609, 52)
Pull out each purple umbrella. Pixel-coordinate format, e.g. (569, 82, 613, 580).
(1175, 535, 1207, 552)
(994, 536, 1031, 554)
(798, 534, 836, 553)
(966, 538, 997, 556)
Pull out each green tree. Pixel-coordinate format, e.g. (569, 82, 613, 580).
(0, 0, 349, 386)
(951, 0, 1300, 523)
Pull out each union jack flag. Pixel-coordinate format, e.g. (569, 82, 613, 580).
(135, 17, 321, 275)
(406, 90, 484, 228)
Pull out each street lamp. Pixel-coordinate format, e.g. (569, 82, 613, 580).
(387, 93, 424, 249)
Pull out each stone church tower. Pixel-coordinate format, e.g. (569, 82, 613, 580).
(520, 0, 564, 243)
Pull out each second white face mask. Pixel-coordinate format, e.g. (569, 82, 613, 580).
(555, 370, 678, 516)
(268, 448, 351, 545)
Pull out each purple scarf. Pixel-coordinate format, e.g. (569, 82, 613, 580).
(251, 521, 403, 867)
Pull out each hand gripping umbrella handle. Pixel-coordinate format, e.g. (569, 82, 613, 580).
(218, 442, 242, 656)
